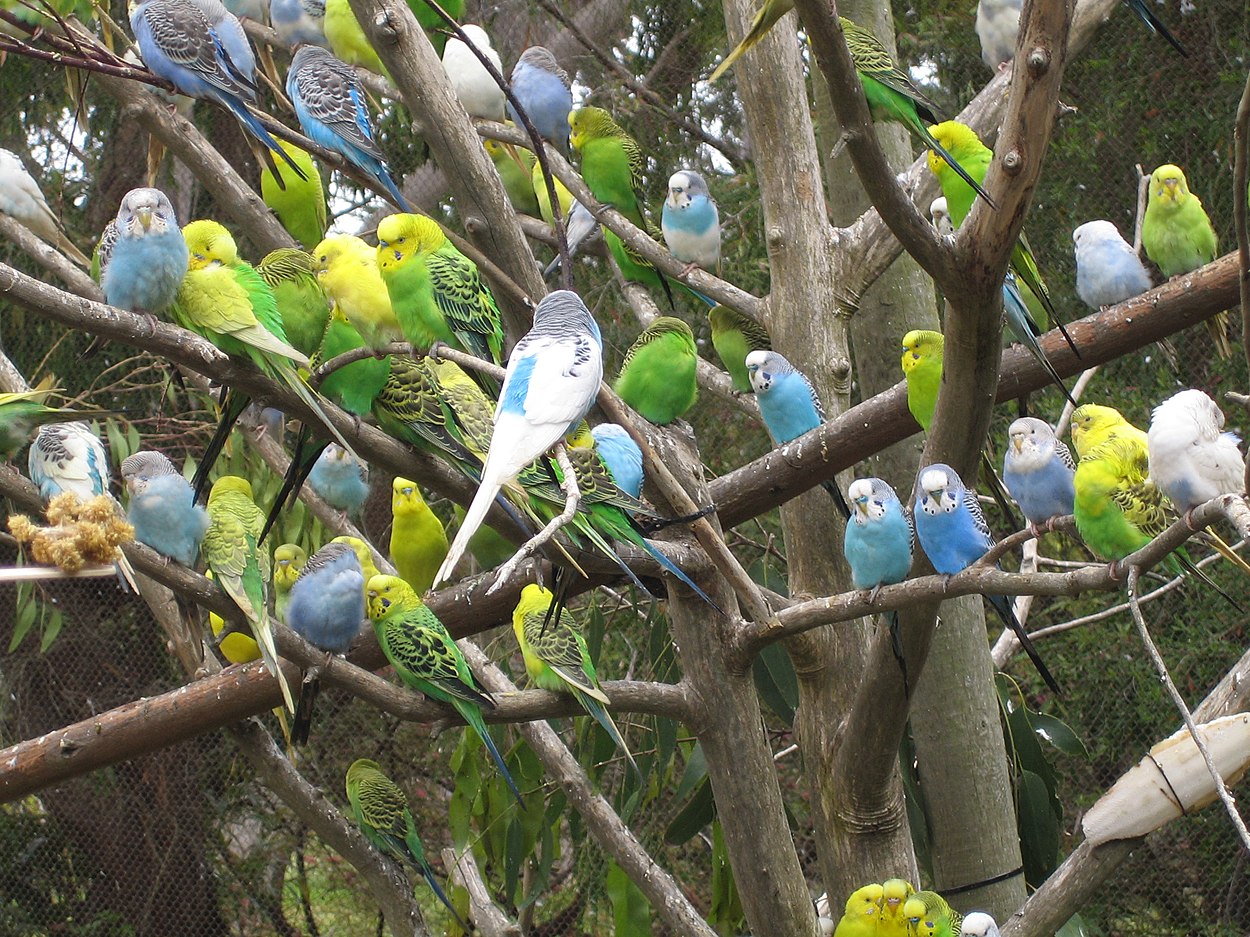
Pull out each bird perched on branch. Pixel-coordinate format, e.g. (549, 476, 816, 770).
(662, 170, 721, 276)
(709, 305, 771, 393)
(508, 46, 573, 154)
(101, 188, 188, 316)
(1073, 219, 1152, 310)
(614, 317, 698, 425)
(1148, 389, 1246, 513)
(121, 451, 209, 567)
(0, 148, 89, 266)
(259, 140, 326, 251)
(441, 24, 505, 122)
(1002, 417, 1075, 529)
(390, 477, 448, 595)
(843, 477, 913, 595)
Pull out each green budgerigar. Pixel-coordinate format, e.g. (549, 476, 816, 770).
(1141, 163, 1231, 358)
(257, 248, 332, 358)
(709, 304, 771, 392)
(376, 212, 504, 364)
(343, 758, 466, 927)
(366, 574, 523, 805)
(613, 316, 698, 424)
(260, 140, 327, 251)
(205, 476, 294, 711)
(511, 583, 637, 773)
(0, 386, 112, 459)
(914, 890, 962, 937)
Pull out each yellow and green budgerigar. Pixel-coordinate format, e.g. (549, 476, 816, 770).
(709, 305, 771, 393)
(613, 317, 698, 425)
(1069, 403, 1148, 461)
(913, 890, 962, 937)
(511, 584, 637, 774)
(926, 121, 1078, 355)
(390, 476, 448, 595)
(366, 574, 523, 805)
(485, 136, 541, 217)
(312, 233, 401, 351)
(207, 567, 261, 664)
(272, 542, 308, 624)
(831, 882, 884, 937)
(375, 213, 504, 364)
(324, 0, 389, 76)
(256, 248, 332, 358)
(568, 106, 676, 306)
(204, 476, 294, 711)
(343, 759, 466, 928)
(176, 220, 355, 497)
(1141, 163, 1231, 358)
(260, 140, 326, 251)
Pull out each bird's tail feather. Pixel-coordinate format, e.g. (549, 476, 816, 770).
(820, 479, 852, 520)
(575, 687, 640, 777)
(987, 594, 1061, 695)
(1124, 0, 1187, 54)
(979, 452, 1022, 531)
(260, 428, 326, 544)
(436, 480, 504, 586)
(253, 615, 296, 713)
(292, 672, 319, 745)
(420, 866, 470, 932)
(633, 533, 722, 613)
(192, 388, 250, 501)
(458, 700, 523, 806)
(227, 100, 309, 181)
(1202, 528, 1250, 577)
(273, 360, 361, 467)
(1176, 551, 1242, 611)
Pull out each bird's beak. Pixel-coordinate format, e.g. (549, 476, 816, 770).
(1011, 434, 1023, 453)
(136, 207, 153, 230)
(854, 498, 869, 517)
(1162, 178, 1179, 199)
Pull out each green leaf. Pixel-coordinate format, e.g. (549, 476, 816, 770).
(1030, 712, 1089, 758)
(1017, 768, 1059, 887)
(673, 743, 707, 801)
(752, 641, 797, 726)
(1055, 912, 1091, 937)
(605, 860, 651, 936)
(708, 820, 745, 935)
(665, 776, 715, 845)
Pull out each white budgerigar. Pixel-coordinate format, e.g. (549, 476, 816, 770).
(929, 195, 955, 238)
(961, 912, 1002, 937)
(1148, 388, 1246, 513)
(441, 24, 505, 122)
(0, 148, 90, 266)
(433, 290, 604, 586)
(975, 0, 1022, 69)
(1073, 219, 1153, 310)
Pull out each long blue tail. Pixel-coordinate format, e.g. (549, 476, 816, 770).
(636, 534, 723, 614)
(420, 863, 469, 931)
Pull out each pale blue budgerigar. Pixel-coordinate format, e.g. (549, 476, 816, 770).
(129, 0, 302, 175)
(307, 441, 369, 516)
(1002, 417, 1076, 528)
(1001, 272, 1076, 407)
(101, 188, 189, 315)
(662, 169, 720, 276)
(507, 46, 573, 154)
(843, 477, 913, 595)
(286, 540, 365, 744)
(121, 450, 210, 566)
(744, 350, 851, 519)
(1148, 388, 1246, 514)
(286, 44, 410, 210)
(590, 423, 643, 500)
(912, 463, 1060, 694)
(434, 290, 604, 586)
(269, 0, 328, 46)
(1073, 220, 1153, 310)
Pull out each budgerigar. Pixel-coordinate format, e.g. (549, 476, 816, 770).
(287, 540, 365, 743)
(843, 477, 912, 594)
(1002, 417, 1075, 528)
(1148, 389, 1246, 513)
(960, 912, 1001, 937)
(1069, 403, 1148, 460)
(260, 139, 326, 251)
(745, 350, 851, 518)
(929, 196, 955, 238)
(176, 219, 354, 496)
(512, 583, 636, 772)
(912, 464, 1060, 693)
(1073, 219, 1152, 310)
(323, 0, 388, 75)
(343, 759, 465, 927)
(273, 542, 307, 623)
(927, 122, 1075, 352)
(569, 106, 675, 306)
(915, 890, 963, 937)
(333, 534, 381, 583)
(375, 213, 504, 364)
(434, 290, 603, 587)
(307, 442, 369, 516)
(507, 46, 573, 153)
(129, 0, 300, 174)
(0, 389, 111, 460)
(0, 148, 89, 266)
(975, 0, 1022, 68)
(203, 476, 295, 710)
(709, 305, 771, 392)
(590, 423, 643, 500)
(662, 170, 720, 275)
(101, 188, 188, 315)
(878, 879, 916, 937)
(441, 24, 505, 122)
(28, 421, 111, 502)
(486, 136, 541, 216)
(614, 317, 698, 425)
(287, 44, 410, 210)
(312, 233, 400, 350)
(366, 574, 523, 804)
(257, 247, 332, 357)
(831, 883, 884, 937)
(1141, 163, 1230, 358)
(1001, 272, 1076, 406)
(269, 0, 327, 47)
(390, 476, 448, 594)
(121, 451, 209, 566)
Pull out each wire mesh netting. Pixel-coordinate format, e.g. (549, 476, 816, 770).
(2, 0, 1250, 933)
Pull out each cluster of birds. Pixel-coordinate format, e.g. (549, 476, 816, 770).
(818, 877, 1002, 937)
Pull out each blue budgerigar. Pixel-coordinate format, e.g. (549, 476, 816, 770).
(121, 450, 210, 566)
(1073, 219, 1153, 310)
(590, 423, 644, 500)
(286, 540, 365, 743)
(287, 44, 410, 210)
(1002, 272, 1076, 407)
(912, 463, 1060, 694)
(1002, 417, 1076, 528)
(101, 188, 189, 315)
(507, 46, 573, 153)
(28, 421, 110, 502)
(307, 441, 369, 516)
(745, 350, 851, 519)
(843, 477, 913, 594)
(662, 169, 720, 275)
(434, 290, 604, 586)
(269, 0, 328, 46)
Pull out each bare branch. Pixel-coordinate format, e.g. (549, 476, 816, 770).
(441, 848, 521, 937)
